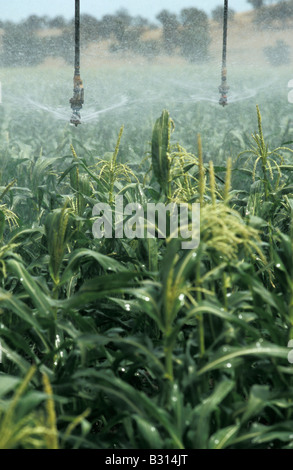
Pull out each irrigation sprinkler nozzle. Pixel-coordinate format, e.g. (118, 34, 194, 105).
(69, 75, 84, 126)
(70, 110, 82, 127)
(219, 84, 229, 107)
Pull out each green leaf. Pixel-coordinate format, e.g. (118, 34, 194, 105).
(73, 369, 184, 448)
(57, 272, 138, 310)
(6, 259, 54, 318)
(191, 380, 235, 449)
(198, 343, 288, 376)
(209, 425, 240, 449)
(134, 415, 163, 449)
(0, 211, 5, 241)
(0, 374, 21, 397)
(240, 385, 271, 424)
(151, 110, 171, 196)
(60, 248, 127, 286)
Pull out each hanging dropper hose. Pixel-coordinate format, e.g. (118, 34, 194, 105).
(70, 0, 84, 126)
(219, 0, 229, 106)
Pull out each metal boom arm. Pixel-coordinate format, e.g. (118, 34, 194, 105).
(219, 0, 229, 106)
(70, 0, 84, 126)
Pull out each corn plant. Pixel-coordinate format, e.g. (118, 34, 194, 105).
(1, 94, 293, 450)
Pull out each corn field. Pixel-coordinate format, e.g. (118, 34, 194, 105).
(1, 64, 293, 450)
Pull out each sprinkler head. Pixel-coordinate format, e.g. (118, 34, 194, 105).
(219, 83, 229, 107)
(219, 93, 228, 107)
(70, 109, 82, 127)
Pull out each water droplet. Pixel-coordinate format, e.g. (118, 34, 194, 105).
(125, 303, 131, 311)
(172, 396, 178, 402)
(238, 314, 243, 319)
(20, 278, 23, 282)
(226, 293, 232, 298)
(255, 338, 264, 348)
(226, 363, 232, 368)
(276, 263, 281, 268)
(151, 427, 156, 432)
(143, 296, 150, 302)
(179, 294, 185, 302)
(214, 439, 220, 445)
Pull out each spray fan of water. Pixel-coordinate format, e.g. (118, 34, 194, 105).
(5, 93, 129, 125)
(165, 76, 280, 106)
(2, 68, 284, 132)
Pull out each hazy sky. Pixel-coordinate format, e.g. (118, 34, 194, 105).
(1, 1, 252, 22)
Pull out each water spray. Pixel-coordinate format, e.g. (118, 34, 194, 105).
(219, 0, 229, 106)
(70, 0, 84, 126)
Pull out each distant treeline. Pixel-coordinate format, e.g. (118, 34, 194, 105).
(251, 0, 293, 66)
(1, 1, 291, 68)
(252, 0, 293, 27)
(0, 7, 226, 66)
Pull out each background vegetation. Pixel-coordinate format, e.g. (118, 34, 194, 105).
(1, 2, 293, 68)
(0, 7, 213, 66)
